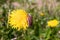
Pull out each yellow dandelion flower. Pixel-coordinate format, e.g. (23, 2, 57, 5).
(47, 19, 59, 27)
(8, 9, 28, 31)
(40, 12, 44, 16)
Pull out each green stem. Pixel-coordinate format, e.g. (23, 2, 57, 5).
(24, 30, 31, 40)
(45, 28, 52, 40)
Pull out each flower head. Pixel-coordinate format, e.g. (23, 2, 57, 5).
(28, 14, 32, 26)
(47, 19, 59, 27)
(8, 9, 29, 31)
(40, 12, 44, 16)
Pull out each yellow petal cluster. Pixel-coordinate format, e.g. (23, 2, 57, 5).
(8, 9, 28, 31)
(40, 12, 44, 16)
(47, 19, 59, 27)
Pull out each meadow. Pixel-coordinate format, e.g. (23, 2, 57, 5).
(0, 0, 60, 40)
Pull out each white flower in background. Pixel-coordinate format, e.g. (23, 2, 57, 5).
(58, 31, 60, 34)
(11, 37, 17, 40)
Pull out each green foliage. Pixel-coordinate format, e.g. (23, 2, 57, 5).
(0, 0, 60, 40)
